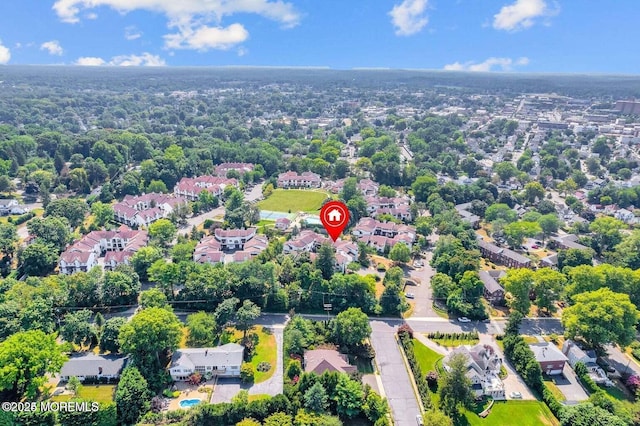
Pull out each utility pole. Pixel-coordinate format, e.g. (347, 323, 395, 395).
(323, 293, 332, 324)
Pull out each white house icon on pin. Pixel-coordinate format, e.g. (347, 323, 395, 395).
(328, 208, 342, 222)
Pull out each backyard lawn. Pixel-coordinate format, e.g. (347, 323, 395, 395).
(462, 400, 559, 426)
(257, 189, 329, 213)
(52, 384, 116, 404)
(229, 326, 277, 384)
(413, 338, 443, 374)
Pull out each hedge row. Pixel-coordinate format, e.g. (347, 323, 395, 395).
(9, 211, 35, 225)
(426, 331, 479, 340)
(397, 326, 433, 410)
(503, 331, 563, 418)
(574, 361, 600, 394)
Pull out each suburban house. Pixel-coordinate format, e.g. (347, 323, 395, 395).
(443, 344, 505, 400)
(59, 226, 148, 274)
(479, 270, 506, 305)
(562, 340, 597, 368)
(277, 171, 322, 188)
(304, 349, 357, 375)
(59, 354, 128, 382)
(174, 175, 238, 201)
(113, 193, 187, 227)
(562, 340, 613, 386)
(455, 203, 481, 228)
(551, 234, 591, 252)
(214, 162, 255, 177)
(529, 342, 568, 375)
(478, 240, 532, 269)
(0, 199, 28, 215)
(169, 343, 244, 381)
(275, 217, 291, 231)
(365, 196, 412, 221)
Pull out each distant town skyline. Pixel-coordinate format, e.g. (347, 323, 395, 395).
(0, 0, 639, 74)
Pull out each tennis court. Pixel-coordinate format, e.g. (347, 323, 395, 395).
(260, 210, 297, 221)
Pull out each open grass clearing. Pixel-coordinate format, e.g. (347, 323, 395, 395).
(51, 384, 116, 404)
(257, 189, 329, 213)
(461, 400, 559, 426)
(229, 326, 277, 384)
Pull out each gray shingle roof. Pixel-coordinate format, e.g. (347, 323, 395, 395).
(60, 354, 128, 377)
(171, 343, 244, 369)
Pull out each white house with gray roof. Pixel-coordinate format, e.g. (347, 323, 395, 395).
(59, 353, 128, 382)
(169, 343, 244, 381)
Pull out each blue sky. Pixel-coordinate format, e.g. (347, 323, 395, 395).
(0, 0, 637, 73)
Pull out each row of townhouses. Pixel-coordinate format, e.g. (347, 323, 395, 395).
(59, 225, 148, 274)
(113, 193, 187, 228)
(277, 171, 322, 188)
(352, 218, 417, 253)
(193, 228, 269, 264)
(283, 230, 359, 272)
(173, 175, 238, 201)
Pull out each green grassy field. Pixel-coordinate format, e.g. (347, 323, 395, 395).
(52, 384, 116, 404)
(413, 338, 443, 374)
(462, 400, 559, 426)
(257, 189, 329, 213)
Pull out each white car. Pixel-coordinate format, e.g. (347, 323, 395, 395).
(405, 293, 415, 299)
(509, 391, 522, 399)
(458, 317, 471, 323)
(416, 414, 424, 425)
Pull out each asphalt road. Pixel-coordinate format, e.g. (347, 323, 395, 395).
(369, 319, 421, 426)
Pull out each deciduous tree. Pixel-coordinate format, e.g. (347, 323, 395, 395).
(330, 307, 371, 348)
(0, 330, 67, 399)
(562, 288, 640, 350)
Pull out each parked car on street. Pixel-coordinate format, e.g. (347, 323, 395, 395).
(416, 414, 424, 425)
(405, 293, 415, 299)
(458, 317, 471, 323)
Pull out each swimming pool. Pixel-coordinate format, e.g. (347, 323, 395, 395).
(179, 398, 202, 408)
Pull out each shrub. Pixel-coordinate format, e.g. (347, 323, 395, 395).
(376, 263, 387, 272)
(257, 362, 272, 372)
(626, 375, 640, 394)
(241, 363, 255, 383)
(286, 360, 302, 381)
(397, 324, 414, 339)
(426, 371, 439, 390)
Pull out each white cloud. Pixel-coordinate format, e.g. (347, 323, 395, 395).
(75, 56, 105, 66)
(40, 40, 64, 56)
(53, 0, 300, 50)
(86, 12, 98, 19)
(125, 26, 142, 40)
(389, 0, 429, 36)
(75, 52, 165, 66)
(110, 52, 165, 66)
(444, 56, 530, 72)
(493, 0, 556, 31)
(0, 40, 10, 64)
(164, 23, 248, 51)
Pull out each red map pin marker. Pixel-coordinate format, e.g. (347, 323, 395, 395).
(320, 201, 350, 242)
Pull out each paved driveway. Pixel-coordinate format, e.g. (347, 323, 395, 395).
(551, 366, 589, 403)
(210, 378, 243, 403)
(369, 320, 420, 426)
(408, 251, 438, 318)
